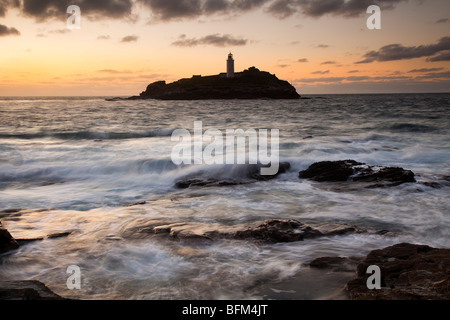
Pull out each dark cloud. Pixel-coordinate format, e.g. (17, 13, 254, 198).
(311, 70, 330, 74)
(316, 44, 329, 48)
(266, 0, 296, 18)
(140, 0, 406, 21)
(408, 68, 444, 73)
(0, 24, 20, 36)
(20, 0, 133, 21)
(416, 71, 450, 79)
(203, 0, 229, 13)
(297, 58, 308, 62)
(139, 0, 202, 20)
(121, 35, 139, 42)
(231, 0, 268, 11)
(0, 0, 20, 17)
(267, 0, 407, 19)
(427, 51, 450, 62)
(347, 70, 359, 73)
(296, 76, 344, 83)
(346, 75, 371, 81)
(172, 33, 247, 47)
(294, 72, 450, 86)
(436, 18, 448, 24)
(97, 35, 110, 40)
(320, 60, 337, 65)
(139, 0, 270, 21)
(356, 37, 450, 63)
(0, 0, 413, 23)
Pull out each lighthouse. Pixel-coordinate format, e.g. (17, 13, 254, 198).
(227, 52, 234, 78)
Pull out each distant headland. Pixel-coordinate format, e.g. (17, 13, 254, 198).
(112, 53, 300, 100)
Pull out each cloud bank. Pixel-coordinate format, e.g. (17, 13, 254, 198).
(0, 24, 20, 36)
(0, 0, 411, 22)
(356, 37, 450, 64)
(172, 33, 248, 47)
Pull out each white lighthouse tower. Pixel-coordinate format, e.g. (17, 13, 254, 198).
(227, 52, 234, 78)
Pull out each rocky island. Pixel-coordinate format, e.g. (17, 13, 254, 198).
(123, 66, 300, 100)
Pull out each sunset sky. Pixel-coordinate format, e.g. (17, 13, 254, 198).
(0, 0, 449, 95)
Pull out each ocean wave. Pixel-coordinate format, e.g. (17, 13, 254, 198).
(0, 129, 175, 140)
(387, 123, 438, 133)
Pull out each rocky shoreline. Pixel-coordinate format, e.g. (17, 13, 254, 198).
(173, 159, 418, 190)
(0, 280, 65, 300)
(3, 215, 449, 300)
(310, 243, 450, 300)
(121, 218, 393, 243)
(2, 216, 449, 300)
(1, 160, 448, 300)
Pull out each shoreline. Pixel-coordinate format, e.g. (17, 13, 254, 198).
(1, 158, 448, 300)
(2, 217, 449, 300)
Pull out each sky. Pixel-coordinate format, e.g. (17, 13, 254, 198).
(0, 0, 449, 95)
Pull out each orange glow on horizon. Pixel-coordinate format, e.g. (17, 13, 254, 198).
(1, 2, 449, 95)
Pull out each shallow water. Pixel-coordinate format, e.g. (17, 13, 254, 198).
(0, 94, 449, 299)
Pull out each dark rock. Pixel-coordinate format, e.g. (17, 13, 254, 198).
(122, 218, 389, 244)
(175, 162, 291, 189)
(233, 219, 323, 242)
(13, 230, 73, 245)
(299, 160, 415, 187)
(0, 280, 65, 300)
(420, 181, 442, 189)
(299, 160, 360, 182)
(309, 256, 364, 272)
(0, 208, 22, 219)
(127, 67, 300, 100)
(247, 162, 291, 181)
(16, 237, 44, 245)
(346, 243, 450, 300)
(47, 231, 73, 239)
(0, 221, 19, 254)
(0, 208, 21, 214)
(127, 201, 147, 207)
(418, 175, 450, 189)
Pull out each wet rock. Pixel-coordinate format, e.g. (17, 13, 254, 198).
(346, 243, 450, 300)
(0, 280, 65, 300)
(127, 201, 147, 207)
(309, 256, 364, 272)
(47, 231, 73, 239)
(14, 231, 73, 245)
(299, 160, 415, 187)
(299, 160, 358, 182)
(420, 181, 442, 189)
(123, 218, 388, 244)
(233, 219, 321, 242)
(418, 175, 450, 189)
(175, 162, 290, 189)
(0, 208, 22, 219)
(247, 162, 291, 181)
(0, 221, 20, 254)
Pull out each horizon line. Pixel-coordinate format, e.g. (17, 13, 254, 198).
(1, 92, 449, 98)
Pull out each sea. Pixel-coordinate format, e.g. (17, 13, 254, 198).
(0, 93, 449, 299)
